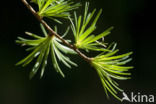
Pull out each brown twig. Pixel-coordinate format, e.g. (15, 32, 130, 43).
(21, 0, 92, 62)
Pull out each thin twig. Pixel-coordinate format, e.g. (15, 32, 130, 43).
(21, 0, 91, 62)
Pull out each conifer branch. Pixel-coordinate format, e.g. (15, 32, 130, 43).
(18, 0, 133, 100)
(21, 0, 91, 62)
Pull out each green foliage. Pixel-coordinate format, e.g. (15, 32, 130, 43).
(17, 0, 133, 101)
(16, 24, 77, 79)
(31, 0, 37, 3)
(68, 3, 134, 100)
(91, 46, 133, 100)
(70, 2, 112, 52)
(32, 0, 80, 23)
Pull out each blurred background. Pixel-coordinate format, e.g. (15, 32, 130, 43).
(0, 0, 156, 104)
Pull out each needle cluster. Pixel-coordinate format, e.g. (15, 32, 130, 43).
(17, 0, 133, 101)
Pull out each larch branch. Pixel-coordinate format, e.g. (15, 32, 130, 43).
(21, 0, 92, 63)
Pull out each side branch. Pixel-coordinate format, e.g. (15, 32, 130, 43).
(21, 0, 91, 62)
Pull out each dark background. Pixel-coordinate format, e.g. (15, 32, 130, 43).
(0, 0, 156, 104)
